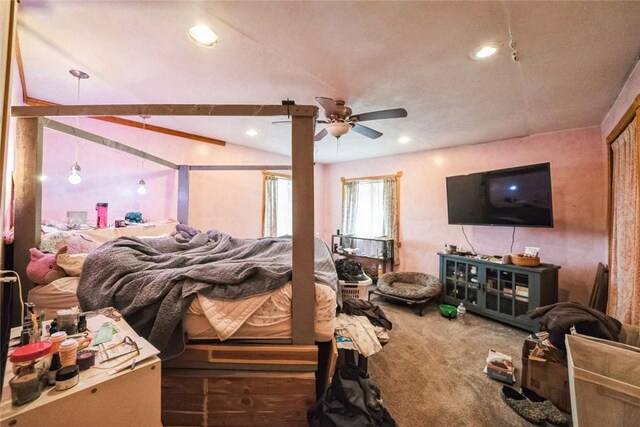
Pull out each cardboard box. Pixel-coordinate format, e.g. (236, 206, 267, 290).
(521, 338, 571, 413)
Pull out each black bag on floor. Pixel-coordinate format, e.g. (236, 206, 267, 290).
(308, 365, 398, 427)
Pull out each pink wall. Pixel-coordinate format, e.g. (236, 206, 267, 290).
(602, 60, 640, 138)
(323, 127, 608, 303)
(40, 118, 326, 239)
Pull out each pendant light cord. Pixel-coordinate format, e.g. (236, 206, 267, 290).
(74, 76, 81, 163)
(141, 117, 147, 175)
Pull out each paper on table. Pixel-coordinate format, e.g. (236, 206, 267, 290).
(86, 314, 115, 333)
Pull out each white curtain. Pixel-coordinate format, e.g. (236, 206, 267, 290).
(341, 177, 400, 263)
(382, 177, 400, 265)
(263, 175, 278, 237)
(342, 181, 360, 235)
(609, 120, 639, 325)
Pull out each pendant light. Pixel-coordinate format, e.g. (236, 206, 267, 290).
(68, 69, 89, 185)
(137, 115, 150, 195)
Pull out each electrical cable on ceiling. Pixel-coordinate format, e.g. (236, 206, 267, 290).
(461, 225, 477, 255)
(510, 226, 516, 253)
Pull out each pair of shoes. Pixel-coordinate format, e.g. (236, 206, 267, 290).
(501, 386, 571, 426)
(501, 386, 546, 424)
(521, 387, 570, 426)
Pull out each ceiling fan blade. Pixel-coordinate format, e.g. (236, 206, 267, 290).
(314, 128, 328, 141)
(315, 97, 339, 116)
(350, 108, 408, 123)
(351, 123, 383, 139)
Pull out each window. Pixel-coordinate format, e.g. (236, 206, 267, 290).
(262, 172, 292, 237)
(342, 172, 402, 261)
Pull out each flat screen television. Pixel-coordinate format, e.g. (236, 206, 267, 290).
(446, 163, 553, 227)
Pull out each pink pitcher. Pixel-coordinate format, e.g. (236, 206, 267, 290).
(96, 203, 108, 228)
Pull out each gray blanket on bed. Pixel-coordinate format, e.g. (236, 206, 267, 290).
(77, 230, 338, 359)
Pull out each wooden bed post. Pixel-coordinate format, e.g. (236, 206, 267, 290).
(177, 165, 189, 224)
(12, 117, 44, 324)
(291, 115, 316, 345)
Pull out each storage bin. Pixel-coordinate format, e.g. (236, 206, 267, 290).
(566, 334, 640, 426)
(338, 279, 371, 300)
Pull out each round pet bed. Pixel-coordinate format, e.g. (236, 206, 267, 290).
(376, 272, 442, 300)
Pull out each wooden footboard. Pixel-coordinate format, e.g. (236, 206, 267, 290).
(161, 342, 335, 427)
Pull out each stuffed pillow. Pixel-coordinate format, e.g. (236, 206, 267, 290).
(56, 246, 88, 277)
(26, 248, 67, 285)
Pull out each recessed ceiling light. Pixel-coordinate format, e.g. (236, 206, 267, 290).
(398, 136, 411, 144)
(245, 129, 258, 137)
(38, 175, 48, 182)
(188, 25, 219, 48)
(470, 43, 499, 60)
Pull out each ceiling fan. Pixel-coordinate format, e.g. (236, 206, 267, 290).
(274, 97, 408, 142)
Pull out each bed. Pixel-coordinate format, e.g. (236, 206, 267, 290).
(12, 103, 328, 426)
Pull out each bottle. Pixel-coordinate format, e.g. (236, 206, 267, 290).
(47, 353, 62, 386)
(457, 301, 467, 323)
(377, 264, 383, 278)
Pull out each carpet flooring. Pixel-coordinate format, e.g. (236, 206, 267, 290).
(367, 297, 533, 426)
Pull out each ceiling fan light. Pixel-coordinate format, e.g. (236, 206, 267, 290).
(325, 122, 350, 139)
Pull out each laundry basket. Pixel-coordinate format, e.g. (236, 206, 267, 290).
(338, 279, 371, 300)
(566, 334, 640, 426)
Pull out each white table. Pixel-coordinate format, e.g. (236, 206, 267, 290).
(1, 317, 161, 427)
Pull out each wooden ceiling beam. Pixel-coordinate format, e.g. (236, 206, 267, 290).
(15, 32, 226, 146)
(24, 96, 227, 146)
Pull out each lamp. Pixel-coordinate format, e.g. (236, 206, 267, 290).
(137, 179, 147, 195)
(325, 122, 351, 139)
(68, 69, 89, 185)
(68, 162, 82, 185)
(137, 115, 151, 195)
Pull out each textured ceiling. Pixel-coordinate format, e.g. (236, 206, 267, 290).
(16, 1, 640, 163)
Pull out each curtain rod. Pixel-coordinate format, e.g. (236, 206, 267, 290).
(341, 171, 403, 183)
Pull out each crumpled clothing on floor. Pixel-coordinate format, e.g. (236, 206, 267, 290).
(335, 314, 383, 357)
(308, 365, 398, 427)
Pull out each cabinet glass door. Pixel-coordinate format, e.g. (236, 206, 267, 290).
(484, 268, 514, 316)
(514, 272, 531, 318)
(444, 260, 478, 304)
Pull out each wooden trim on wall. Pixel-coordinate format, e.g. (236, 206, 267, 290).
(606, 94, 640, 144)
(605, 94, 640, 311)
(93, 115, 226, 147)
(14, 30, 227, 147)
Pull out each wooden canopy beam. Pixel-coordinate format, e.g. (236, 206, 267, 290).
(188, 165, 291, 171)
(43, 119, 179, 170)
(12, 104, 317, 118)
